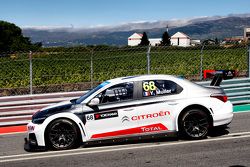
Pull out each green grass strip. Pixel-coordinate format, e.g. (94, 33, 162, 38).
(233, 104, 250, 113)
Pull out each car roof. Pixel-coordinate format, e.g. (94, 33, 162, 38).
(107, 74, 180, 83)
(105, 75, 205, 91)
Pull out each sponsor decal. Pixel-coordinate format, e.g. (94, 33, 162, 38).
(131, 111, 170, 121)
(94, 111, 118, 120)
(141, 126, 162, 132)
(121, 116, 130, 122)
(27, 125, 35, 131)
(85, 111, 118, 121)
(91, 123, 168, 139)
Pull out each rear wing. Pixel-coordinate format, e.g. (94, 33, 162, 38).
(210, 70, 235, 86)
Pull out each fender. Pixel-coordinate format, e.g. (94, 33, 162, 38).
(42, 113, 88, 144)
(174, 102, 213, 131)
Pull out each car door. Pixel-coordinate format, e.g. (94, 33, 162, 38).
(84, 81, 140, 140)
(134, 80, 183, 133)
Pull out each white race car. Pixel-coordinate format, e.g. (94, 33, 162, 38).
(25, 75, 233, 151)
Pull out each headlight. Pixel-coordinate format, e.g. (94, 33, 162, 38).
(32, 117, 47, 124)
(32, 109, 48, 124)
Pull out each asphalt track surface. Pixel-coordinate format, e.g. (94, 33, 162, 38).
(0, 112, 250, 167)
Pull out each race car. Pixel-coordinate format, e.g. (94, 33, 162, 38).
(25, 75, 233, 151)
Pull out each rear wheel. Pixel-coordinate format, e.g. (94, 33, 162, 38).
(46, 119, 79, 150)
(179, 109, 209, 139)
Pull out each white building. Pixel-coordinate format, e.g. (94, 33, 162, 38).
(171, 32, 191, 47)
(128, 33, 143, 46)
(128, 33, 161, 46)
(149, 38, 161, 46)
(191, 39, 201, 46)
(244, 27, 250, 41)
(128, 32, 192, 47)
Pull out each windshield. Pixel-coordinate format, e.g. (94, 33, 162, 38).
(76, 81, 110, 104)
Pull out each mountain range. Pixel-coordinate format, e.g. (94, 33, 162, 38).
(22, 14, 250, 47)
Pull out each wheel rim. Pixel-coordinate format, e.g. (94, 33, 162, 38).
(49, 122, 76, 149)
(183, 112, 209, 138)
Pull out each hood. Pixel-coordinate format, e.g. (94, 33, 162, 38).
(32, 100, 74, 124)
(41, 100, 73, 111)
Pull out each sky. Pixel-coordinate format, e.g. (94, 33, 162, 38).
(0, 0, 249, 28)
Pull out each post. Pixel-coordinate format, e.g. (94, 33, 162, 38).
(248, 45, 250, 78)
(29, 51, 33, 95)
(200, 44, 205, 80)
(90, 50, 94, 88)
(147, 45, 151, 74)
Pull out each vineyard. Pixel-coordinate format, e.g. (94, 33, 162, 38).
(0, 45, 248, 95)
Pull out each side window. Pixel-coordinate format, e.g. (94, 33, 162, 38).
(96, 82, 134, 104)
(142, 80, 183, 97)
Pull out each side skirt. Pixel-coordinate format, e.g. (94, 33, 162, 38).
(83, 131, 177, 146)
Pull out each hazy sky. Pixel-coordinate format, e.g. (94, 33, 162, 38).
(0, 0, 249, 28)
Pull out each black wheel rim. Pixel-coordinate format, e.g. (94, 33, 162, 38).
(49, 122, 76, 149)
(183, 112, 209, 138)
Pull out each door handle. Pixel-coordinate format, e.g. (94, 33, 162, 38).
(167, 101, 178, 105)
(123, 108, 134, 111)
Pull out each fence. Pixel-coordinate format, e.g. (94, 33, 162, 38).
(0, 44, 249, 96)
(0, 91, 85, 127)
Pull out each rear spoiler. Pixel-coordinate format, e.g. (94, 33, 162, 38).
(210, 74, 223, 86)
(210, 70, 235, 86)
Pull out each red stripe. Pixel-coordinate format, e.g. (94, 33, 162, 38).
(0, 125, 27, 134)
(91, 123, 168, 139)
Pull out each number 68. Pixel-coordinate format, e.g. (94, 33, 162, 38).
(143, 81, 156, 91)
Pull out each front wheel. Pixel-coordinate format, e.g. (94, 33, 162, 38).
(179, 109, 209, 139)
(46, 119, 79, 150)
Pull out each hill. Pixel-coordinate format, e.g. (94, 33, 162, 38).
(22, 16, 250, 47)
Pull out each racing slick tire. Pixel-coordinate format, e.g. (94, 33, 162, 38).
(45, 118, 80, 150)
(179, 109, 209, 140)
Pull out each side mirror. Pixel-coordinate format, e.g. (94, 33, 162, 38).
(88, 98, 100, 106)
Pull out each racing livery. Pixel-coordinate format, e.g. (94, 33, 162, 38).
(25, 75, 233, 150)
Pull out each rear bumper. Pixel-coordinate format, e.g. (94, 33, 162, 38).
(213, 101, 233, 127)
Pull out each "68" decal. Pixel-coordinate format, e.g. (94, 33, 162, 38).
(85, 114, 94, 121)
(143, 81, 156, 91)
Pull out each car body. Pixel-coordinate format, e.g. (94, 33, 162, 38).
(25, 75, 233, 151)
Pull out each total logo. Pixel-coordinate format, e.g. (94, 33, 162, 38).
(140, 123, 168, 133)
(141, 126, 162, 132)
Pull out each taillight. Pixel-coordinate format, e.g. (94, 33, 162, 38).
(210, 94, 228, 102)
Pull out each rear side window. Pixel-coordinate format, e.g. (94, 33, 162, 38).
(142, 80, 183, 97)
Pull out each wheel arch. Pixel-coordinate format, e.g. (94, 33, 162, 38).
(43, 113, 87, 146)
(175, 104, 213, 131)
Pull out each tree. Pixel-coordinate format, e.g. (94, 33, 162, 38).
(139, 32, 150, 46)
(160, 31, 171, 46)
(215, 38, 219, 45)
(0, 21, 41, 52)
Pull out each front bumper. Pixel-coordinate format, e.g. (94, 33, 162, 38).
(24, 122, 46, 151)
(24, 135, 46, 152)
